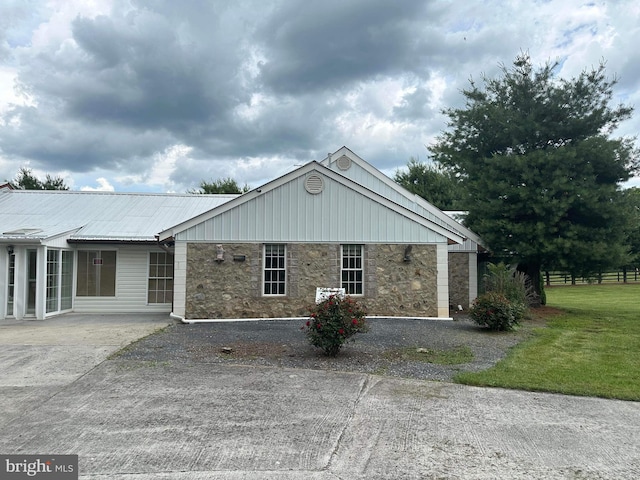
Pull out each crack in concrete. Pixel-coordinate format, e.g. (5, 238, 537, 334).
(323, 373, 376, 474)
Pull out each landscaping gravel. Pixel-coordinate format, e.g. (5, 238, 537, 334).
(117, 314, 536, 381)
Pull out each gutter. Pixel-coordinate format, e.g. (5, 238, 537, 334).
(170, 312, 452, 324)
(66, 238, 159, 244)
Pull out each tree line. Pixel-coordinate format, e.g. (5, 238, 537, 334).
(5, 168, 248, 194)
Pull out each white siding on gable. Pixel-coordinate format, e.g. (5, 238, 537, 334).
(326, 160, 448, 223)
(324, 154, 473, 243)
(73, 245, 171, 314)
(43, 235, 76, 249)
(177, 174, 447, 244)
(448, 238, 479, 253)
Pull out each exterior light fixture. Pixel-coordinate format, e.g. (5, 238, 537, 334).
(215, 244, 225, 263)
(403, 245, 413, 263)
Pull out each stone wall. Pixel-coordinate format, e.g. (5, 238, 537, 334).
(185, 243, 440, 319)
(366, 244, 438, 317)
(448, 252, 470, 310)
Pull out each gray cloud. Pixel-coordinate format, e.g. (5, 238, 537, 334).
(0, 0, 638, 192)
(256, 0, 434, 94)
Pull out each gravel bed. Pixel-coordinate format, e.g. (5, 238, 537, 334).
(116, 315, 540, 382)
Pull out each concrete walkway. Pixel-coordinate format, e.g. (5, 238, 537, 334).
(1, 314, 638, 479)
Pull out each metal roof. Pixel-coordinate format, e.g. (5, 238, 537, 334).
(0, 190, 238, 243)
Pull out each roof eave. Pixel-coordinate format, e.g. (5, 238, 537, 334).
(67, 238, 158, 245)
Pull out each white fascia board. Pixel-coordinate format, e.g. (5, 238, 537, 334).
(0, 237, 44, 245)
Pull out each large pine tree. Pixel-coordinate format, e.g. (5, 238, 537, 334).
(431, 54, 637, 300)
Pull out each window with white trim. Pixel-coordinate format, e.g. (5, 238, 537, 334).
(341, 244, 363, 295)
(263, 244, 286, 295)
(148, 252, 174, 304)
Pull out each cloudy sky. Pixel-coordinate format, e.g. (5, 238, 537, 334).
(1, 0, 639, 192)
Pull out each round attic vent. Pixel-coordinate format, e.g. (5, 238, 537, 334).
(336, 155, 352, 170)
(304, 173, 324, 194)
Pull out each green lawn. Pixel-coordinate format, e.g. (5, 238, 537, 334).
(455, 284, 640, 401)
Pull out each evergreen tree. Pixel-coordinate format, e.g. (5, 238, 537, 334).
(431, 54, 637, 300)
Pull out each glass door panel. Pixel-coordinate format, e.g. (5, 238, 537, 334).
(6, 253, 15, 316)
(27, 249, 37, 315)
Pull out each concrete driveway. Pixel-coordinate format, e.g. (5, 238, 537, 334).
(1, 315, 639, 479)
(0, 314, 171, 428)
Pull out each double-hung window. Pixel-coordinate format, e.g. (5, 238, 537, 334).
(341, 244, 363, 295)
(263, 244, 286, 295)
(148, 252, 174, 304)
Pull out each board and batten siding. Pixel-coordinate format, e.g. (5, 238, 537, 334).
(324, 158, 464, 234)
(73, 245, 171, 314)
(176, 175, 448, 244)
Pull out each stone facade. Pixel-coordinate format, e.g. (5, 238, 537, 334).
(185, 243, 439, 319)
(448, 252, 471, 310)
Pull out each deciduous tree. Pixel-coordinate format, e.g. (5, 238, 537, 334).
(10, 167, 69, 190)
(394, 157, 463, 210)
(189, 177, 249, 194)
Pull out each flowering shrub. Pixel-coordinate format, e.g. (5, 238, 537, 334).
(303, 295, 368, 356)
(469, 292, 526, 331)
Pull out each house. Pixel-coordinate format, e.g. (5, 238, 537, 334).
(0, 147, 483, 322)
(0, 191, 237, 320)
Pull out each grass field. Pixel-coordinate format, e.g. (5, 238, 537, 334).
(455, 283, 640, 401)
